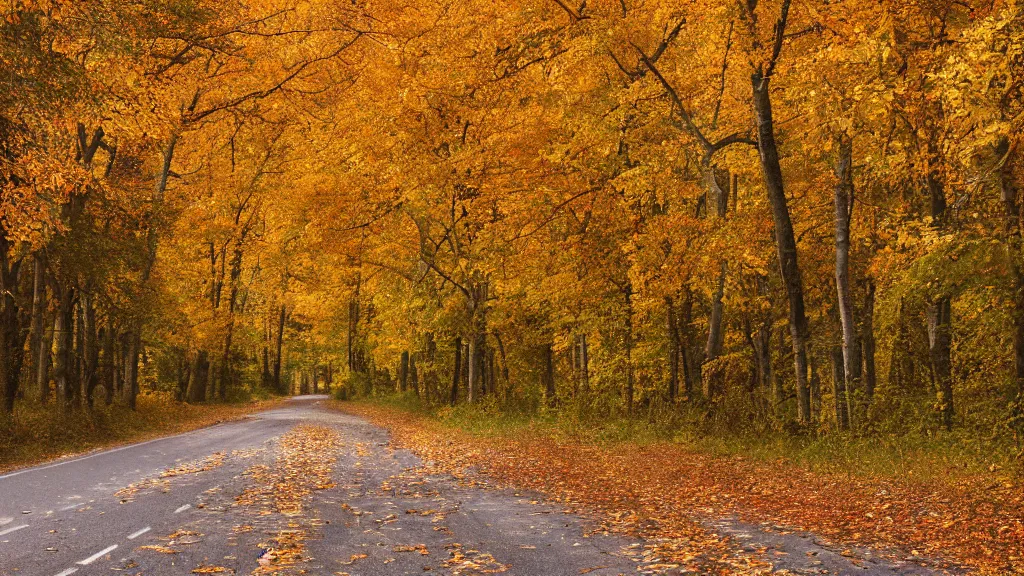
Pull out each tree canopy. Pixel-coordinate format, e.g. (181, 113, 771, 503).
(3, 0, 1024, 443)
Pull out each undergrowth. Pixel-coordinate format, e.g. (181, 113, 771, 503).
(352, 391, 1020, 484)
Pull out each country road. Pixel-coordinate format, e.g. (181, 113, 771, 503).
(0, 396, 644, 576)
(0, 396, 963, 576)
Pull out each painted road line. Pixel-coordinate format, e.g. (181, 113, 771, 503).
(54, 568, 78, 576)
(174, 504, 191, 513)
(0, 517, 12, 525)
(76, 544, 117, 565)
(127, 526, 151, 540)
(0, 524, 28, 536)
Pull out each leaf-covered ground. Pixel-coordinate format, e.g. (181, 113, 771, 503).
(336, 401, 1023, 575)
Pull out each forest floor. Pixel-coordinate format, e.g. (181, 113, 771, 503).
(0, 393, 283, 474)
(335, 400, 1024, 575)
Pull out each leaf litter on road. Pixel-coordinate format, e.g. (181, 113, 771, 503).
(337, 402, 1003, 575)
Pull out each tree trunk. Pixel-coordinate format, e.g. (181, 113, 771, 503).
(273, 304, 285, 394)
(809, 347, 822, 421)
(450, 336, 462, 406)
(702, 165, 729, 400)
(495, 331, 511, 397)
(81, 294, 99, 409)
(399, 350, 409, 392)
(703, 261, 727, 399)
(861, 282, 877, 404)
(579, 333, 590, 395)
(772, 326, 786, 416)
(925, 140, 953, 431)
(542, 343, 556, 406)
(410, 354, 419, 396)
(37, 314, 53, 405)
(123, 331, 140, 410)
(485, 348, 494, 399)
(103, 322, 116, 405)
(927, 298, 954, 430)
(678, 290, 695, 397)
(53, 286, 76, 412)
(187, 350, 209, 403)
(752, 68, 811, 424)
(348, 299, 358, 371)
(467, 338, 476, 403)
(624, 284, 635, 413)
(0, 245, 25, 415)
(666, 296, 680, 401)
(29, 252, 46, 402)
(998, 138, 1024, 436)
(833, 134, 856, 430)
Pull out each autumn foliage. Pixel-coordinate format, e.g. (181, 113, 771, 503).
(3, 0, 1024, 502)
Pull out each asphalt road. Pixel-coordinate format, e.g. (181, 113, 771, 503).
(0, 396, 959, 576)
(0, 396, 644, 576)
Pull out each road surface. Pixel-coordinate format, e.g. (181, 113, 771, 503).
(0, 396, 957, 575)
(0, 396, 646, 576)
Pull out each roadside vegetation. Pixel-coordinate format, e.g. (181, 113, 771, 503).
(350, 390, 1020, 484)
(0, 392, 280, 474)
(339, 395, 1022, 575)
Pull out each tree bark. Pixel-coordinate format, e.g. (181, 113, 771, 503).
(579, 333, 590, 395)
(702, 166, 729, 400)
(410, 353, 420, 396)
(927, 298, 954, 430)
(861, 282, 877, 404)
(123, 331, 140, 410)
(467, 338, 477, 403)
(542, 343, 556, 406)
(495, 331, 511, 398)
(752, 66, 811, 424)
(187, 350, 209, 403)
(399, 350, 409, 392)
(29, 252, 46, 402)
(53, 287, 76, 412)
(833, 134, 856, 430)
(0, 240, 25, 415)
(103, 321, 115, 405)
(273, 304, 286, 394)
(925, 139, 954, 431)
(998, 138, 1024, 435)
(450, 336, 462, 406)
(624, 284, 635, 413)
(37, 313, 53, 406)
(666, 296, 680, 401)
(772, 326, 786, 416)
(829, 344, 847, 429)
(81, 294, 99, 409)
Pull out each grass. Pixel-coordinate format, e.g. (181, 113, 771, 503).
(0, 391, 283, 474)
(356, 391, 1021, 484)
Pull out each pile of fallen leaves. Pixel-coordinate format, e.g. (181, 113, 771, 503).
(235, 424, 341, 574)
(338, 402, 1024, 575)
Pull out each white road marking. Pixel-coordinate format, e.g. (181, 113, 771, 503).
(58, 504, 79, 512)
(0, 524, 28, 536)
(0, 517, 12, 526)
(174, 504, 191, 513)
(76, 544, 117, 565)
(54, 569, 78, 576)
(127, 526, 151, 539)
